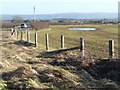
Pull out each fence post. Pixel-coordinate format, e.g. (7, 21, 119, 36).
(61, 35, 64, 49)
(45, 34, 49, 50)
(11, 29, 16, 36)
(109, 40, 114, 59)
(80, 38, 85, 57)
(10, 28, 13, 35)
(26, 31, 30, 42)
(20, 31, 23, 41)
(16, 30, 19, 39)
(35, 33, 38, 47)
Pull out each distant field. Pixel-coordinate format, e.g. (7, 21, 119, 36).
(9, 24, 119, 58)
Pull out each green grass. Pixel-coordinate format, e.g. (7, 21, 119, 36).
(17, 24, 118, 58)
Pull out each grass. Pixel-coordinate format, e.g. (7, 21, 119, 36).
(16, 24, 118, 58)
(1, 26, 120, 89)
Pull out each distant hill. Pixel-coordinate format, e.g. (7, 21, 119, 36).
(2, 13, 118, 20)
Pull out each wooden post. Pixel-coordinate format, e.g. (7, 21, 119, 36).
(26, 31, 30, 42)
(13, 29, 15, 36)
(109, 40, 114, 59)
(35, 33, 38, 47)
(80, 38, 85, 57)
(61, 35, 64, 49)
(16, 30, 19, 39)
(10, 28, 14, 35)
(45, 34, 49, 50)
(11, 29, 15, 36)
(20, 31, 23, 41)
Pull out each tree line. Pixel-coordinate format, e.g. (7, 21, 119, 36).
(2, 16, 118, 30)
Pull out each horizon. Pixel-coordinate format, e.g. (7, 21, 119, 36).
(2, 13, 118, 20)
(2, 12, 118, 15)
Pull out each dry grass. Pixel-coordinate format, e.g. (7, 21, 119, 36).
(1, 24, 120, 89)
(16, 24, 118, 59)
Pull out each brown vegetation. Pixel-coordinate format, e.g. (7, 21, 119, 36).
(30, 21, 49, 30)
(1, 32, 120, 90)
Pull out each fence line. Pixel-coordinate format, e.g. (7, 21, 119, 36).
(13, 31, 116, 59)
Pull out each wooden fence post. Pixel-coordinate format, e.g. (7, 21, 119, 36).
(11, 28, 16, 36)
(109, 40, 114, 59)
(10, 28, 13, 35)
(16, 30, 19, 39)
(26, 31, 30, 42)
(35, 33, 38, 47)
(61, 35, 64, 49)
(21, 31, 23, 41)
(80, 38, 85, 57)
(45, 34, 49, 50)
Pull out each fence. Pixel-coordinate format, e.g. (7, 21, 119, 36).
(12, 30, 116, 59)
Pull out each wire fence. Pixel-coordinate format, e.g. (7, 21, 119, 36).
(11, 30, 119, 59)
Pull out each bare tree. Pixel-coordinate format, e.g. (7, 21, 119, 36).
(30, 21, 49, 30)
(12, 16, 24, 25)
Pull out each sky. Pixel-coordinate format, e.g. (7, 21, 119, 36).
(0, 0, 119, 15)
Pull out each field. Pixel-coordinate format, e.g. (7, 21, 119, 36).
(1, 24, 120, 89)
(20, 24, 118, 59)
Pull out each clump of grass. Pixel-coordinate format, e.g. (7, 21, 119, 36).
(34, 64, 83, 89)
(0, 79, 7, 90)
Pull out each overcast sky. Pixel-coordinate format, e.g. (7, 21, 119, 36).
(1, 0, 119, 15)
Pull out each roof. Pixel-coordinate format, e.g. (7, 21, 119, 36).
(20, 23, 27, 28)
